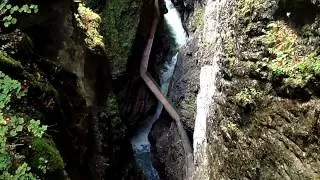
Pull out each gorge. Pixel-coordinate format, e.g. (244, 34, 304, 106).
(1, 0, 320, 179)
(130, 0, 188, 179)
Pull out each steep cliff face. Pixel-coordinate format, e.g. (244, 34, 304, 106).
(151, 0, 320, 179)
(0, 0, 167, 179)
(1, 0, 129, 178)
(149, 31, 200, 180)
(3, 0, 320, 179)
(206, 0, 320, 179)
(149, 0, 203, 179)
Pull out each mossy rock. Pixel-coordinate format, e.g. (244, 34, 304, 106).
(102, 0, 143, 77)
(106, 94, 126, 139)
(30, 138, 64, 173)
(0, 51, 22, 70)
(231, 0, 320, 98)
(194, 8, 204, 30)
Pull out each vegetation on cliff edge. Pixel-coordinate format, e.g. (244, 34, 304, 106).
(103, 0, 143, 77)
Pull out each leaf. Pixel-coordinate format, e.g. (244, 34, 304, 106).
(0, 8, 8, 15)
(18, 118, 24, 124)
(0, 3, 6, 11)
(11, 17, 17, 25)
(16, 125, 23, 132)
(3, 21, 10, 27)
(34, 7, 38, 13)
(9, 7, 15, 14)
(0, 126, 8, 137)
(18, 7, 24, 13)
(5, 4, 11, 10)
(9, 5, 18, 14)
(13, 5, 18, 11)
(9, 130, 17, 137)
(5, 15, 12, 21)
(2, 16, 8, 21)
(20, 5, 28, 13)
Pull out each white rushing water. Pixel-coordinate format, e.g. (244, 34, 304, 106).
(164, 0, 187, 47)
(130, 0, 187, 179)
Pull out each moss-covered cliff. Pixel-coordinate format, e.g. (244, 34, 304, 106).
(151, 0, 320, 179)
(206, 0, 320, 178)
(103, 0, 144, 78)
(0, 0, 166, 179)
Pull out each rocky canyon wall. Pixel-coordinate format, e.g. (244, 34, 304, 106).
(0, 0, 170, 179)
(151, 0, 320, 179)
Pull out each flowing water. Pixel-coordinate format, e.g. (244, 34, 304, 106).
(130, 0, 187, 179)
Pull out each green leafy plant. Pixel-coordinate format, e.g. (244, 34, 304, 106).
(27, 120, 47, 138)
(235, 88, 262, 107)
(0, 0, 38, 27)
(1, 163, 36, 180)
(0, 71, 53, 179)
(261, 21, 320, 87)
(37, 157, 48, 174)
(237, 0, 263, 18)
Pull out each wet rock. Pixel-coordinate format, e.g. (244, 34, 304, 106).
(150, 25, 201, 180)
(149, 113, 185, 180)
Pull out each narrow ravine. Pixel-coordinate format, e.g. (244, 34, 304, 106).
(130, 0, 187, 179)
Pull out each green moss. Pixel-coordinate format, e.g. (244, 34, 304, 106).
(0, 51, 22, 70)
(76, 3, 104, 50)
(30, 80, 59, 99)
(235, 88, 262, 107)
(225, 38, 238, 69)
(184, 95, 197, 114)
(106, 93, 119, 117)
(237, 0, 263, 18)
(261, 21, 320, 87)
(102, 0, 143, 77)
(30, 138, 64, 173)
(106, 94, 126, 138)
(194, 8, 204, 30)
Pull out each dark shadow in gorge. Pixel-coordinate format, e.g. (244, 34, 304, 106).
(274, 0, 319, 28)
